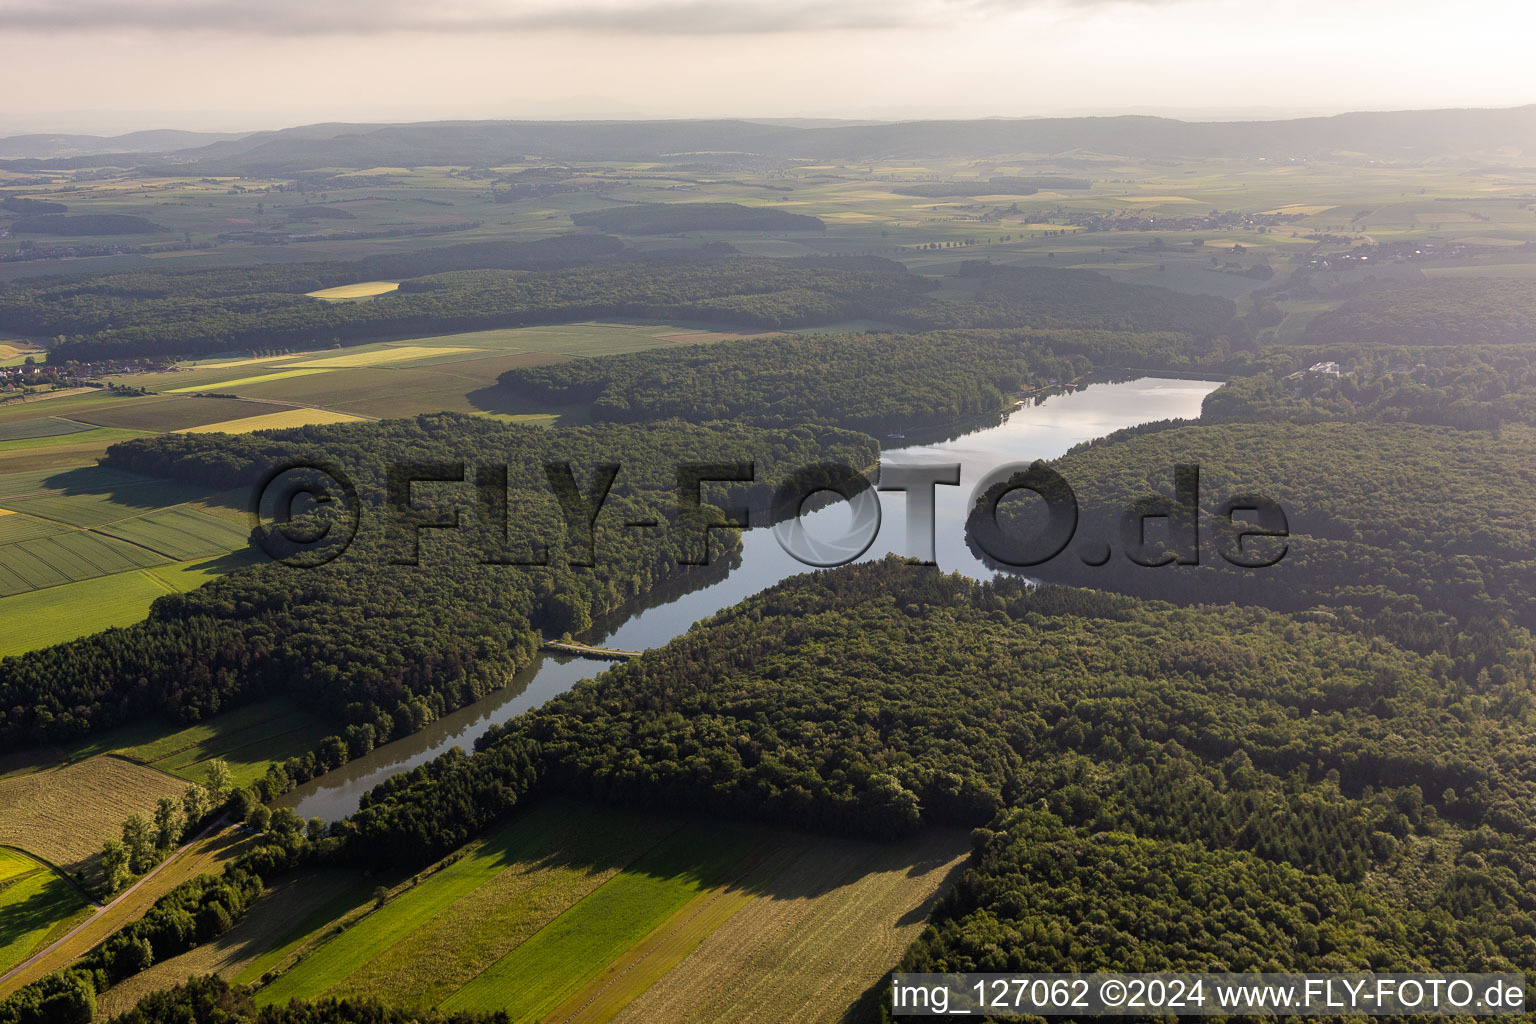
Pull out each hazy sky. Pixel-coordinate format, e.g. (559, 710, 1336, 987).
(5, 0, 1535, 134)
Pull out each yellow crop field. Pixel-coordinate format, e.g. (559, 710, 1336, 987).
(184, 409, 365, 434)
(305, 281, 401, 300)
(280, 345, 484, 368)
(166, 368, 333, 394)
(0, 756, 185, 878)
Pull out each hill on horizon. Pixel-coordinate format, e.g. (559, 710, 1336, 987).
(5, 105, 1536, 172)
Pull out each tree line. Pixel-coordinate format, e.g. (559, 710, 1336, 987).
(13, 252, 917, 363)
(1304, 278, 1536, 346)
(501, 327, 1250, 433)
(0, 414, 874, 751)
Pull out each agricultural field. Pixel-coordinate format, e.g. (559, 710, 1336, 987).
(110, 698, 331, 789)
(0, 531, 168, 597)
(0, 554, 248, 657)
(246, 799, 967, 1023)
(0, 390, 310, 473)
(182, 408, 366, 434)
(96, 870, 374, 1018)
(305, 281, 400, 301)
(0, 426, 145, 454)
(0, 698, 325, 909)
(0, 341, 43, 367)
(0, 756, 185, 884)
(112, 320, 765, 420)
(609, 830, 967, 1024)
(0, 467, 253, 655)
(0, 825, 259, 997)
(166, 368, 333, 394)
(0, 850, 90, 976)
(0, 418, 95, 443)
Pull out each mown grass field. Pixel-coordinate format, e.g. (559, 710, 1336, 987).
(438, 827, 756, 1021)
(0, 417, 94, 443)
(0, 341, 43, 367)
(0, 569, 176, 656)
(611, 829, 969, 1024)
(246, 799, 968, 1023)
(0, 850, 91, 976)
(0, 756, 186, 884)
(0, 849, 35, 883)
(0, 426, 146, 453)
(112, 698, 330, 789)
(97, 870, 373, 1018)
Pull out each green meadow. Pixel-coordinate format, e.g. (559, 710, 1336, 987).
(0, 851, 90, 976)
(112, 698, 330, 789)
(251, 801, 747, 1016)
(0, 466, 254, 656)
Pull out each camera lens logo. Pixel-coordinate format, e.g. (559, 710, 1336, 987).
(771, 462, 882, 568)
(251, 463, 360, 568)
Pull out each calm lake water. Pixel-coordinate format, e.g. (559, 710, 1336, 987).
(282, 377, 1220, 820)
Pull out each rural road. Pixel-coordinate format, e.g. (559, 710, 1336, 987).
(0, 817, 242, 996)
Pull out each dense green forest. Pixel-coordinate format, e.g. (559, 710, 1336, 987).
(1201, 344, 1536, 431)
(0, 414, 874, 751)
(1303, 278, 1536, 346)
(6, 251, 1239, 366)
(327, 560, 1536, 978)
(16, 252, 914, 362)
(500, 327, 1241, 431)
(491, 265, 1247, 434)
(977, 418, 1536, 682)
(569, 202, 824, 233)
(906, 263, 1240, 336)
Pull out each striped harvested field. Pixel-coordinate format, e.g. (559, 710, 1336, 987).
(0, 756, 186, 880)
(245, 799, 968, 1024)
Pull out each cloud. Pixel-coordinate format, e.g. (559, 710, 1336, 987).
(0, 0, 1171, 36)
